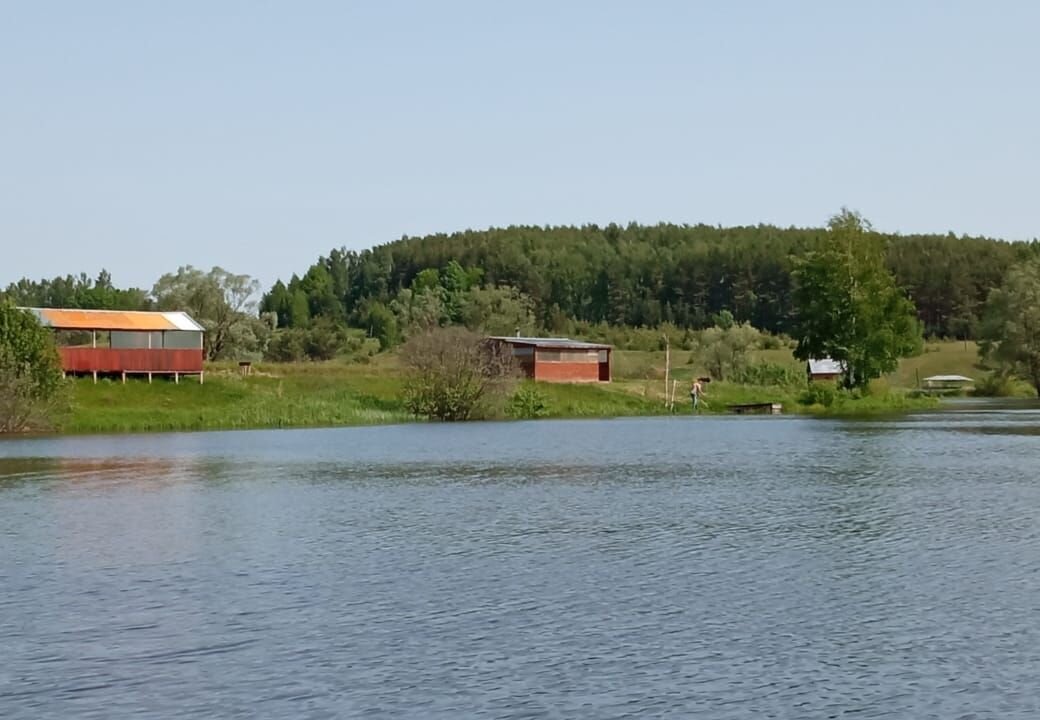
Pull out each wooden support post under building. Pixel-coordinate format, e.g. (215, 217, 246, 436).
(174, 373, 179, 384)
(121, 372, 126, 384)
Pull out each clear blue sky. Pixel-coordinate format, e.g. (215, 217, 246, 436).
(2, 1, 1038, 291)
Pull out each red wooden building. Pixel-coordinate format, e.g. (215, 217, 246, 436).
(490, 336, 612, 383)
(24, 308, 205, 383)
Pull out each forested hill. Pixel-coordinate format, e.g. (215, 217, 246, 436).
(262, 223, 1037, 338)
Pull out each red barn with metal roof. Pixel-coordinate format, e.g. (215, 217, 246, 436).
(24, 308, 205, 383)
(489, 336, 612, 383)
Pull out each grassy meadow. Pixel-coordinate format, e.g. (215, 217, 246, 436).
(66, 358, 410, 434)
(60, 339, 1013, 434)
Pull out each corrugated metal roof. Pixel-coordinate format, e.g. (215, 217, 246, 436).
(164, 312, 205, 331)
(808, 358, 844, 375)
(490, 336, 612, 350)
(923, 375, 974, 382)
(22, 308, 204, 332)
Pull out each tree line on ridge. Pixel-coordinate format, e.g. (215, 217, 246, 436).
(258, 222, 1036, 341)
(4, 221, 1039, 357)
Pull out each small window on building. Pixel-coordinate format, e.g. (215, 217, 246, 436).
(111, 331, 151, 349)
(164, 331, 204, 350)
(54, 329, 94, 347)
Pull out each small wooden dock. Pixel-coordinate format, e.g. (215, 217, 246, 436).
(728, 402, 783, 415)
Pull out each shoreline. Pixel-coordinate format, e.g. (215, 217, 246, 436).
(34, 365, 943, 436)
(5, 404, 941, 439)
(5, 338, 1005, 437)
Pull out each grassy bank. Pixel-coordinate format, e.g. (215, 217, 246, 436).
(65, 343, 956, 434)
(605, 348, 942, 417)
(67, 365, 669, 433)
(593, 378, 937, 419)
(67, 361, 409, 433)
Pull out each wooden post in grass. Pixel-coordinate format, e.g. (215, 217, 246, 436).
(663, 335, 670, 407)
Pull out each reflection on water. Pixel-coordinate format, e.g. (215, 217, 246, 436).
(2, 406, 1040, 719)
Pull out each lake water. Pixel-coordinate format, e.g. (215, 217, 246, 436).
(2, 403, 1040, 719)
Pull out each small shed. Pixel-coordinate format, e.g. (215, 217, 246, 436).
(807, 357, 844, 382)
(489, 336, 612, 382)
(23, 307, 205, 383)
(923, 374, 975, 391)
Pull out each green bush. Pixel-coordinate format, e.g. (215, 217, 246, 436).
(799, 382, 837, 407)
(760, 334, 783, 350)
(305, 319, 359, 360)
(508, 385, 551, 419)
(267, 328, 309, 362)
(696, 323, 762, 380)
(731, 362, 801, 387)
(402, 327, 516, 421)
(360, 302, 400, 351)
(710, 309, 735, 330)
(565, 321, 691, 352)
(0, 303, 68, 432)
(266, 320, 363, 362)
(973, 373, 1016, 397)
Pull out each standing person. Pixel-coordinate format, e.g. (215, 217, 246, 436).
(690, 378, 704, 412)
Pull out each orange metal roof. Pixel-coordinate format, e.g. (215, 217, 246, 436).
(31, 308, 183, 331)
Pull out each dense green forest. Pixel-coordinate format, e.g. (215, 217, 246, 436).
(5, 223, 1037, 349)
(2, 270, 152, 311)
(259, 223, 1037, 340)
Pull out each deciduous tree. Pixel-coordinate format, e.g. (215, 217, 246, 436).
(460, 285, 537, 336)
(979, 258, 1040, 395)
(792, 209, 921, 389)
(0, 303, 67, 432)
(152, 266, 262, 360)
(697, 322, 761, 380)
(360, 301, 400, 350)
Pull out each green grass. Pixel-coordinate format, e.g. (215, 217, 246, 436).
(608, 344, 951, 416)
(69, 343, 981, 434)
(619, 340, 1005, 391)
(530, 381, 663, 418)
(67, 360, 410, 433)
(885, 340, 983, 388)
(610, 378, 937, 417)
